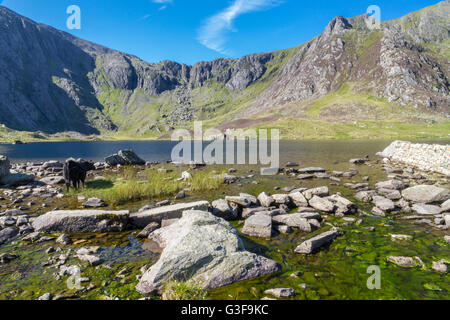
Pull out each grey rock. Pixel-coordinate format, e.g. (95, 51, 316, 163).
(137, 222, 160, 238)
(297, 174, 315, 180)
(40, 176, 65, 185)
(0, 173, 35, 186)
(77, 254, 102, 266)
(375, 180, 406, 191)
(372, 196, 396, 212)
(225, 196, 251, 208)
(441, 199, 450, 212)
(0, 227, 18, 244)
(239, 193, 258, 206)
(355, 190, 377, 202)
(129, 201, 210, 228)
(402, 185, 450, 204)
(32, 210, 129, 232)
(272, 214, 314, 232)
(212, 199, 238, 221)
(105, 150, 145, 166)
(56, 234, 71, 245)
(37, 293, 53, 301)
(0, 155, 10, 178)
(432, 260, 448, 273)
(241, 207, 270, 219)
(241, 214, 272, 238)
(294, 229, 340, 254)
(82, 197, 107, 208)
(258, 192, 275, 208)
(298, 167, 326, 174)
(264, 288, 295, 298)
(274, 225, 292, 234)
(289, 191, 308, 206)
(136, 211, 280, 295)
(174, 190, 186, 200)
(372, 207, 386, 217)
(271, 194, 291, 206)
(412, 203, 443, 215)
(387, 256, 423, 268)
(309, 196, 335, 213)
(303, 187, 329, 200)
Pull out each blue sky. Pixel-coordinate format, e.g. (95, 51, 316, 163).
(1, 0, 440, 65)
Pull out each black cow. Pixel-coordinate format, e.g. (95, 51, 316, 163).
(63, 158, 96, 192)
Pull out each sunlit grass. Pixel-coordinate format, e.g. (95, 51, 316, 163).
(67, 166, 225, 205)
(162, 279, 208, 301)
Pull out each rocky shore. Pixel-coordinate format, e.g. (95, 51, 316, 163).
(0, 144, 449, 300)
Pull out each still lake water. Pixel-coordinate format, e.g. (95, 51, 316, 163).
(0, 140, 448, 165)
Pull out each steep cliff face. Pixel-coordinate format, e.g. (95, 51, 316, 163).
(0, 1, 448, 139)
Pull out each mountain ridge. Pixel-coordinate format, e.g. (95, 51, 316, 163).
(0, 2, 448, 141)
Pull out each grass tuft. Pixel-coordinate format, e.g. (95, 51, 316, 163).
(162, 280, 208, 301)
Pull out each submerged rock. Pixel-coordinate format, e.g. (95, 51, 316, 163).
(136, 211, 280, 295)
(294, 229, 340, 254)
(264, 288, 295, 298)
(387, 256, 423, 268)
(432, 260, 448, 273)
(32, 210, 129, 233)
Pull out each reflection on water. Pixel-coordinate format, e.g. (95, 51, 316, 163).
(0, 140, 448, 164)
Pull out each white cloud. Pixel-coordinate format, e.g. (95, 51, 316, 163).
(197, 0, 283, 56)
(151, 0, 172, 3)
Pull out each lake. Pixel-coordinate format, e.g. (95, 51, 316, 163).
(1, 139, 448, 165)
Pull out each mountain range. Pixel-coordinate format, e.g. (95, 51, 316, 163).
(0, 1, 449, 141)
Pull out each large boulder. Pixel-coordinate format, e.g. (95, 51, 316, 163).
(402, 185, 450, 204)
(136, 211, 280, 295)
(129, 201, 210, 228)
(105, 150, 145, 166)
(32, 210, 129, 233)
